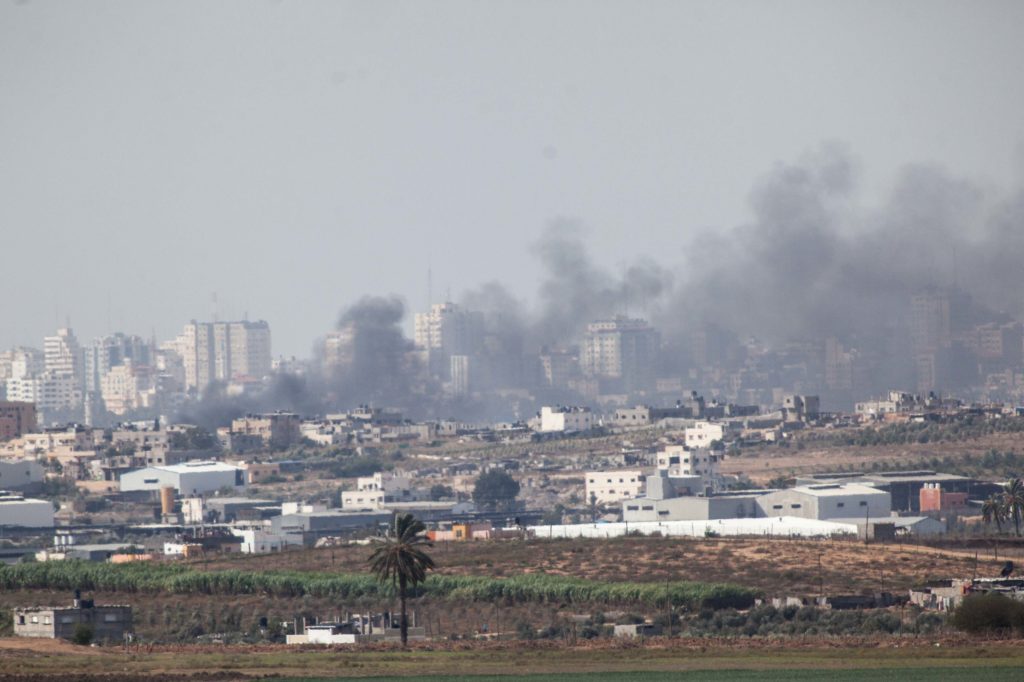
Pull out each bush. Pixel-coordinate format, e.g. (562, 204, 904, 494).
(950, 593, 1024, 634)
(72, 623, 94, 645)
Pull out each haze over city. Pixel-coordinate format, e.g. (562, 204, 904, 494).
(4, 1, 1024, 359)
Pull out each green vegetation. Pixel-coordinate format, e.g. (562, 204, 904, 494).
(0, 561, 755, 609)
(276, 672, 1024, 682)
(950, 593, 1024, 634)
(807, 415, 1024, 449)
(369, 513, 436, 644)
(71, 622, 94, 646)
(473, 469, 521, 511)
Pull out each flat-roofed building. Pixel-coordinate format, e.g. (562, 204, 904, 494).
(0, 401, 37, 440)
(585, 469, 645, 505)
(119, 461, 244, 496)
(14, 596, 131, 643)
(756, 483, 891, 521)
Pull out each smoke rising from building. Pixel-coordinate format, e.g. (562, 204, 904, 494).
(179, 144, 1024, 425)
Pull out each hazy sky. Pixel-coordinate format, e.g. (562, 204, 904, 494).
(2, 0, 1023, 357)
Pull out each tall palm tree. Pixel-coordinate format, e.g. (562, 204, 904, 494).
(982, 493, 1007, 533)
(1002, 478, 1024, 537)
(368, 513, 435, 645)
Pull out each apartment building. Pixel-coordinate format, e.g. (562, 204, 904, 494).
(585, 469, 645, 505)
(580, 317, 659, 393)
(0, 401, 37, 440)
(174, 320, 272, 392)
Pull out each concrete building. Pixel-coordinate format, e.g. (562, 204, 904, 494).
(0, 459, 44, 491)
(793, 470, 984, 513)
(174, 320, 272, 392)
(43, 328, 83, 387)
(83, 333, 152, 394)
(623, 491, 763, 523)
(0, 401, 37, 440)
(756, 483, 891, 521)
(656, 445, 720, 480)
(0, 492, 55, 527)
(119, 461, 245, 496)
(537, 406, 593, 433)
(585, 470, 645, 505)
(342, 471, 417, 510)
(4, 372, 82, 419)
(100, 361, 155, 415)
(413, 302, 484, 380)
(229, 527, 302, 554)
(580, 317, 659, 394)
(684, 421, 727, 449)
(270, 510, 391, 540)
(230, 413, 301, 450)
(14, 595, 131, 642)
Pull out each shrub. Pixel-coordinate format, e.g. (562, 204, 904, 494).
(950, 594, 1024, 634)
(72, 623, 94, 646)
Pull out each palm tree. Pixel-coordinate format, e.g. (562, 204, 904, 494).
(1002, 478, 1024, 537)
(982, 493, 1007, 533)
(368, 513, 435, 645)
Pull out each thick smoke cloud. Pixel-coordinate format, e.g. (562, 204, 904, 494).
(177, 144, 1024, 427)
(322, 295, 423, 410)
(669, 143, 1016, 345)
(532, 219, 672, 347)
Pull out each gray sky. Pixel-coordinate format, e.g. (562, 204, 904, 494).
(2, 0, 1023, 357)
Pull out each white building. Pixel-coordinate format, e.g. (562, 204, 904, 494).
(43, 328, 83, 386)
(0, 492, 54, 527)
(585, 470, 645, 506)
(0, 459, 44, 490)
(120, 461, 244, 496)
(342, 471, 417, 510)
(684, 421, 726, 449)
(656, 444, 720, 480)
(756, 483, 891, 521)
(229, 527, 302, 554)
(4, 372, 82, 418)
(538, 406, 593, 433)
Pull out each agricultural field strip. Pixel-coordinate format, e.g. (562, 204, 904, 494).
(0, 562, 755, 608)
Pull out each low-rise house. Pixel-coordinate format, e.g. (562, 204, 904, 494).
(14, 593, 131, 643)
(585, 470, 645, 505)
(536, 406, 593, 433)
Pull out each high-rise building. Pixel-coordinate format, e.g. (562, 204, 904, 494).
(84, 333, 153, 393)
(43, 328, 83, 387)
(100, 360, 155, 415)
(413, 303, 484, 379)
(174, 320, 272, 392)
(581, 317, 659, 394)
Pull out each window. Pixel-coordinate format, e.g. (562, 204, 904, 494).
(772, 504, 783, 510)
(626, 505, 639, 511)
(43, 616, 51, 625)
(60, 616, 74, 624)
(641, 505, 654, 511)
(657, 511, 669, 516)
(17, 615, 24, 625)
(837, 502, 845, 508)
(30, 616, 38, 624)
(104, 614, 119, 623)
(790, 504, 802, 509)
(859, 501, 868, 507)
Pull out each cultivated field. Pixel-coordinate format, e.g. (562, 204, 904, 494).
(1, 636, 1023, 680)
